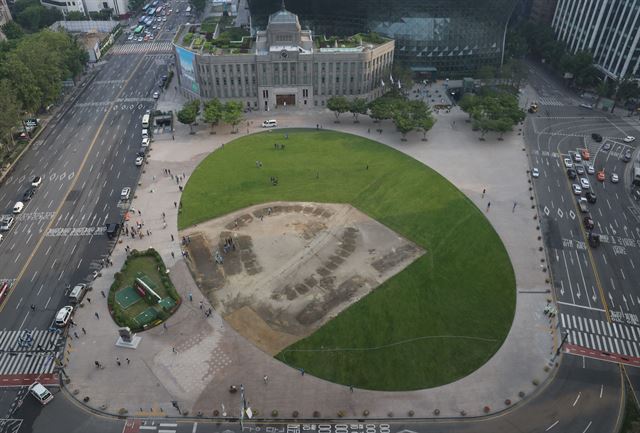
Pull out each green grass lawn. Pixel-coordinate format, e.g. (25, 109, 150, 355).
(179, 129, 516, 390)
(109, 251, 179, 329)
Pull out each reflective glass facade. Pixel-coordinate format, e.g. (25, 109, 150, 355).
(248, 0, 519, 77)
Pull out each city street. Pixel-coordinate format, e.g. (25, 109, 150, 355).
(0, 0, 187, 423)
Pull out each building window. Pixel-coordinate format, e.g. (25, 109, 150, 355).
(102, 1, 107, 7)
(314, 100, 318, 106)
(223, 78, 227, 85)
(216, 78, 220, 86)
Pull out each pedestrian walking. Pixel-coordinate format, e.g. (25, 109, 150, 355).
(350, 385, 353, 393)
(95, 361, 100, 368)
(95, 312, 100, 319)
(126, 358, 130, 365)
(263, 375, 268, 384)
(199, 300, 203, 309)
(74, 332, 79, 339)
(162, 212, 166, 219)
(137, 210, 141, 216)
(187, 236, 191, 243)
(482, 188, 486, 198)
(101, 290, 106, 298)
(30, 304, 36, 311)
(174, 201, 177, 208)
(171, 234, 174, 241)
(300, 368, 305, 376)
(163, 222, 167, 229)
(146, 229, 150, 236)
(82, 327, 86, 334)
(512, 201, 517, 212)
(171, 251, 175, 259)
(189, 293, 193, 302)
(172, 347, 177, 353)
(86, 297, 91, 304)
(116, 357, 121, 366)
(486, 202, 491, 212)
(163, 323, 168, 330)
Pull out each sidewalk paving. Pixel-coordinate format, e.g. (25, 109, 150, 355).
(65, 82, 556, 419)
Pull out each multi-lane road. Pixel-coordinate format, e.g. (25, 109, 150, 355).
(0, 0, 184, 425)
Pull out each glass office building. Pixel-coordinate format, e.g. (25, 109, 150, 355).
(248, 0, 519, 78)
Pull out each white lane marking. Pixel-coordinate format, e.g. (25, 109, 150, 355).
(18, 312, 29, 330)
(600, 385, 603, 398)
(77, 258, 83, 269)
(192, 423, 198, 433)
(36, 284, 44, 296)
(573, 392, 581, 406)
(546, 420, 559, 431)
(31, 271, 38, 282)
(159, 425, 178, 428)
(15, 297, 23, 310)
(45, 296, 52, 308)
(139, 428, 157, 431)
(582, 421, 592, 433)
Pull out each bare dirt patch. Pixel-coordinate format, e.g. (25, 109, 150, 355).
(181, 202, 425, 354)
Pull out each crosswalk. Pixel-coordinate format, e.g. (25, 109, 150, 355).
(0, 329, 62, 376)
(561, 313, 640, 358)
(537, 96, 565, 107)
(110, 42, 174, 55)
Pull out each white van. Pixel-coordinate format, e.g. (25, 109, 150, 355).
(142, 114, 150, 128)
(69, 284, 86, 304)
(29, 382, 54, 405)
(262, 119, 277, 128)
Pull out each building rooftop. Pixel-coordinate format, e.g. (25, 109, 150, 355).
(268, 9, 298, 25)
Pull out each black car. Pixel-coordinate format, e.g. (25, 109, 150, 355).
(22, 188, 35, 202)
(586, 191, 597, 203)
(567, 168, 577, 179)
(592, 133, 603, 142)
(588, 232, 601, 248)
(105, 223, 121, 239)
(583, 216, 595, 230)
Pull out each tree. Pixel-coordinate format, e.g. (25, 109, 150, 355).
(616, 78, 640, 104)
(326, 96, 350, 122)
(0, 80, 21, 149)
(222, 101, 243, 133)
(192, 0, 205, 13)
(177, 100, 199, 133)
(460, 90, 524, 139)
(392, 108, 414, 140)
(203, 98, 223, 134)
(349, 97, 368, 123)
(368, 98, 395, 122)
(1, 21, 24, 40)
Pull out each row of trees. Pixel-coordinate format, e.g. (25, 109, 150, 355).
(176, 99, 244, 133)
(327, 92, 436, 140)
(0, 30, 88, 150)
(507, 21, 640, 107)
(458, 89, 525, 139)
(9, 0, 63, 33)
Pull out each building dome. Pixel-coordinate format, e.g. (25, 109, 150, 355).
(268, 9, 299, 24)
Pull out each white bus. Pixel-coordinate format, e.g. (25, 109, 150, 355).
(142, 114, 150, 128)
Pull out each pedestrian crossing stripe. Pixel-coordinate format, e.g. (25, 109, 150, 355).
(110, 42, 174, 55)
(0, 330, 62, 376)
(561, 313, 640, 358)
(537, 97, 564, 107)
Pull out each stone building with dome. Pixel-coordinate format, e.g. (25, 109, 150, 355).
(173, 4, 394, 110)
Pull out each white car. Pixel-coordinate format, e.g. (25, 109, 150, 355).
(137, 36, 144, 42)
(623, 136, 636, 143)
(0, 216, 14, 231)
(572, 184, 582, 195)
(128, 34, 134, 40)
(585, 164, 595, 175)
(580, 178, 590, 189)
(142, 137, 150, 147)
(142, 129, 149, 138)
(532, 168, 540, 178)
(564, 157, 573, 168)
(135, 156, 144, 166)
(162, 17, 167, 21)
(31, 176, 42, 188)
(121, 187, 131, 200)
(611, 173, 619, 183)
(153, 91, 159, 99)
(573, 152, 582, 162)
(54, 306, 73, 327)
(12, 201, 24, 214)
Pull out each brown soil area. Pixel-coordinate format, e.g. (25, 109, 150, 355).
(181, 202, 424, 354)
